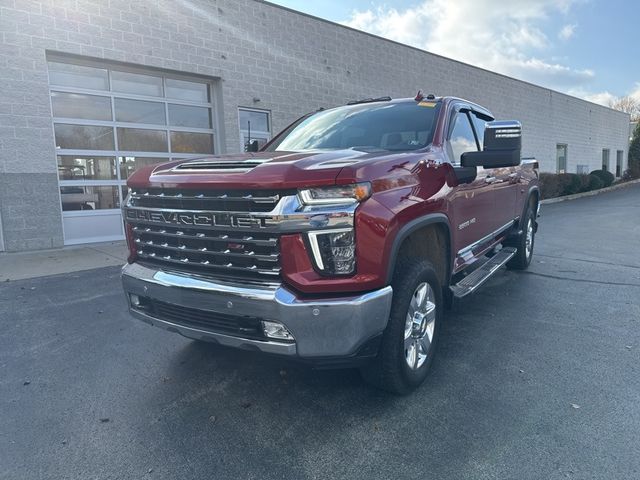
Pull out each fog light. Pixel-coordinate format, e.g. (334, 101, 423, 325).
(261, 321, 294, 341)
(130, 294, 141, 307)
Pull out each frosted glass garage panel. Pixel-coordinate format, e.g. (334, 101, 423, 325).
(166, 78, 209, 102)
(48, 62, 109, 90)
(62, 213, 125, 245)
(168, 104, 211, 128)
(117, 127, 168, 152)
(58, 156, 117, 181)
(170, 131, 213, 153)
(51, 92, 112, 121)
(54, 124, 115, 150)
(115, 98, 166, 125)
(59, 185, 121, 211)
(111, 70, 163, 97)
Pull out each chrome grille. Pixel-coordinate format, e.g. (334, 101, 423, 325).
(126, 188, 287, 281)
(131, 224, 280, 279)
(129, 188, 288, 212)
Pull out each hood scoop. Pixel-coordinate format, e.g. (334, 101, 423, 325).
(174, 158, 270, 172)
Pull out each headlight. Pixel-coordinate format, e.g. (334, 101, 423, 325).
(308, 228, 356, 275)
(298, 183, 371, 206)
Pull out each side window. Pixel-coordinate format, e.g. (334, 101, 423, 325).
(448, 112, 478, 165)
(470, 112, 491, 150)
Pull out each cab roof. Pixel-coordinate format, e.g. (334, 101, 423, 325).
(343, 95, 493, 119)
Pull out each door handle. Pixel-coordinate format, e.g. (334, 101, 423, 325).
(508, 172, 518, 178)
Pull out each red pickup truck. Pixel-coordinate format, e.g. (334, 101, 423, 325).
(121, 94, 539, 394)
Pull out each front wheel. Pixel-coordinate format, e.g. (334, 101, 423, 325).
(507, 204, 536, 270)
(360, 258, 442, 395)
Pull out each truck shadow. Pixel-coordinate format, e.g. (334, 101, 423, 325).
(130, 269, 545, 475)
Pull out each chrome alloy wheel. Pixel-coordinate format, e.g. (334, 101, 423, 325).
(525, 218, 534, 258)
(404, 282, 436, 370)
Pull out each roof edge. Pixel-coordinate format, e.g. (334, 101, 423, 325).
(257, 0, 629, 118)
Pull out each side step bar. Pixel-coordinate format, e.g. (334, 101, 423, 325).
(450, 247, 517, 298)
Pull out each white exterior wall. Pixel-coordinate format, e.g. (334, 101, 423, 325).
(0, 0, 631, 251)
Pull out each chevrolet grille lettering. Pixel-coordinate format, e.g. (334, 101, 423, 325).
(126, 209, 269, 229)
(193, 214, 212, 225)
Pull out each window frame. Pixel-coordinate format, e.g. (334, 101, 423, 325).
(447, 109, 481, 166)
(238, 107, 271, 151)
(468, 110, 493, 151)
(602, 148, 610, 172)
(556, 144, 568, 174)
(616, 150, 624, 177)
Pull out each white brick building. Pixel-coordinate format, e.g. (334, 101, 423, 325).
(0, 0, 630, 251)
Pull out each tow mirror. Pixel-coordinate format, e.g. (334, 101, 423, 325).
(461, 120, 521, 168)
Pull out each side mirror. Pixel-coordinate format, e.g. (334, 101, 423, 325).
(461, 120, 521, 168)
(245, 139, 260, 152)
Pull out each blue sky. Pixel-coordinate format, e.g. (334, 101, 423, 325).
(270, 0, 639, 106)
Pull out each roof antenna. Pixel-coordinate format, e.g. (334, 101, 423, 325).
(415, 90, 424, 102)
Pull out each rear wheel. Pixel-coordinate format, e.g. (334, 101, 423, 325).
(361, 258, 442, 395)
(507, 203, 536, 270)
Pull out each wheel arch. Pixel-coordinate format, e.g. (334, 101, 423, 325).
(521, 186, 540, 227)
(385, 213, 453, 287)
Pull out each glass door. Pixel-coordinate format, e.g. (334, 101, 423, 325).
(556, 144, 567, 173)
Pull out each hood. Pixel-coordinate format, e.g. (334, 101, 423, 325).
(127, 149, 386, 190)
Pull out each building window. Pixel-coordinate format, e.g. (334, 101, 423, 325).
(239, 108, 270, 151)
(616, 150, 623, 177)
(48, 56, 217, 244)
(602, 149, 610, 171)
(576, 164, 589, 175)
(556, 144, 567, 173)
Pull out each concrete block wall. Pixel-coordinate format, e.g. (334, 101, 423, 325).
(0, 0, 630, 251)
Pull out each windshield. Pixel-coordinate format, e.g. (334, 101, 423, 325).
(265, 101, 441, 152)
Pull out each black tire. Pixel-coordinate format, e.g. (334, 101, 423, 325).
(360, 257, 443, 395)
(507, 203, 536, 270)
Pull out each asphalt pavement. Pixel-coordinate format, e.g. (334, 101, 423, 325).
(1, 185, 639, 480)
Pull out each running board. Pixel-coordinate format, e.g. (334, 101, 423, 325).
(450, 247, 517, 298)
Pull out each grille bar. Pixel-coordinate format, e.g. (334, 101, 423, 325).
(132, 226, 277, 247)
(128, 188, 288, 213)
(130, 191, 280, 204)
(134, 238, 279, 263)
(137, 250, 281, 276)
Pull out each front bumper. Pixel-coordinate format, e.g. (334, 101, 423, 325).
(121, 263, 393, 359)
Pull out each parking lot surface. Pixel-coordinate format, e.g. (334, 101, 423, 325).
(1, 185, 639, 479)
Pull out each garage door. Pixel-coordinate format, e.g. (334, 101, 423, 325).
(47, 56, 219, 245)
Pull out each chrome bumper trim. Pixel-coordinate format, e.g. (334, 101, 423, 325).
(122, 263, 393, 358)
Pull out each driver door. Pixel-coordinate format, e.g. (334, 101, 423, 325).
(446, 110, 497, 262)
